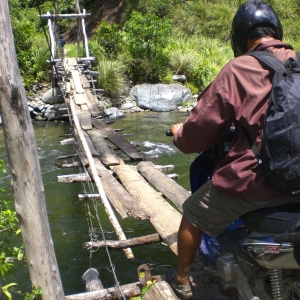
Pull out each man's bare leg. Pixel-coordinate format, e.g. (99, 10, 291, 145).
(175, 216, 202, 286)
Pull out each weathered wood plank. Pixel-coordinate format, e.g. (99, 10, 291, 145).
(143, 281, 179, 300)
(71, 70, 84, 94)
(91, 159, 147, 220)
(81, 130, 100, 157)
(83, 88, 102, 117)
(74, 93, 86, 105)
(79, 73, 91, 89)
(87, 129, 121, 166)
(92, 119, 144, 160)
(80, 104, 92, 130)
(83, 233, 161, 250)
(111, 165, 182, 255)
(137, 161, 191, 212)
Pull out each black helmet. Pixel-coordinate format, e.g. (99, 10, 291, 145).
(230, 0, 283, 57)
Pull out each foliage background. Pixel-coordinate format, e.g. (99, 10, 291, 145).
(7, 0, 300, 93)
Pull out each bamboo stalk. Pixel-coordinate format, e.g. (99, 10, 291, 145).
(68, 95, 134, 259)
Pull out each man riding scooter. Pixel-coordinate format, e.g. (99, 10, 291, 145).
(167, 1, 300, 299)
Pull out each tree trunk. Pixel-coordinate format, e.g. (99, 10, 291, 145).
(0, 1, 64, 299)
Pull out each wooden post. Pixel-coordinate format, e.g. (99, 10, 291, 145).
(0, 1, 64, 299)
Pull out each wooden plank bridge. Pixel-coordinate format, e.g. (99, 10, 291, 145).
(53, 56, 229, 300)
(52, 56, 227, 300)
(55, 56, 185, 299)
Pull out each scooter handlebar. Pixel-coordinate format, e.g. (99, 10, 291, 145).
(165, 130, 173, 136)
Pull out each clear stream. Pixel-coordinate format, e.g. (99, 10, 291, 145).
(0, 111, 197, 298)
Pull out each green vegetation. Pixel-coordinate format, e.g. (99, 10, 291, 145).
(7, 0, 300, 92)
(0, 159, 25, 299)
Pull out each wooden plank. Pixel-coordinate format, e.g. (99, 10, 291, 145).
(80, 104, 92, 130)
(80, 73, 92, 89)
(92, 159, 147, 220)
(111, 165, 182, 255)
(87, 129, 121, 166)
(74, 93, 86, 105)
(81, 130, 100, 157)
(84, 88, 103, 117)
(92, 119, 144, 160)
(143, 281, 179, 300)
(71, 70, 84, 94)
(137, 161, 190, 212)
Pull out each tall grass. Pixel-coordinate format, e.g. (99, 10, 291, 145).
(97, 60, 125, 97)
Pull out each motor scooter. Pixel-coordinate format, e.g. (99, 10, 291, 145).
(167, 126, 300, 300)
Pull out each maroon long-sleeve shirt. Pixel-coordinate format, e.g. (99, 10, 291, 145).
(174, 40, 296, 200)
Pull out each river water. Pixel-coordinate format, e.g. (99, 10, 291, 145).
(0, 111, 197, 298)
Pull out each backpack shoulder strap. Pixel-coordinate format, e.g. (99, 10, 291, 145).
(247, 51, 285, 72)
(296, 52, 300, 66)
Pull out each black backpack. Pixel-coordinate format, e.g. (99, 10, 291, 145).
(242, 51, 300, 195)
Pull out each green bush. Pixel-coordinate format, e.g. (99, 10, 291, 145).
(91, 21, 124, 59)
(124, 11, 172, 83)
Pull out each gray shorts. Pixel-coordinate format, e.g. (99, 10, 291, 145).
(183, 180, 300, 237)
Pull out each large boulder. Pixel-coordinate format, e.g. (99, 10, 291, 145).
(104, 107, 124, 120)
(41, 87, 64, 104)
(130, 83, 192, 112)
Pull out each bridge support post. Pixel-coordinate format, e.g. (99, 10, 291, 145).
(0, 1, 64, 299)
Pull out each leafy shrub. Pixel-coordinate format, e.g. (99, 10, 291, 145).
(91, 21, 123, 59)
(124, 11, 172, 83)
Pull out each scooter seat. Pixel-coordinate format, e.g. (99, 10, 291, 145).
(240, 203, 300, 235)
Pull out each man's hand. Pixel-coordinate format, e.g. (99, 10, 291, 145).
(171, 123, 183, 136)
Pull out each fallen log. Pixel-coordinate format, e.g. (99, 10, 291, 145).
(83, 233, 161, 250)
(167, 173, 179, 179)
(55, 162, 80, 168)
(60, 138, 75, 145)
(154, 165, 174, 172)
(57, 154, 78, 160)
(57, 173, 90, 183)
